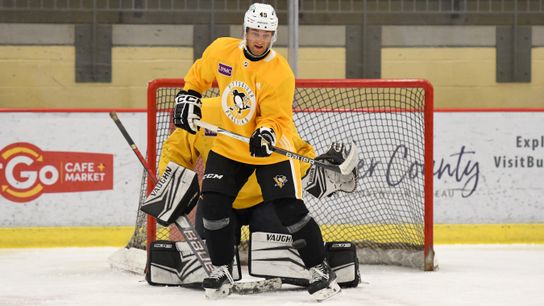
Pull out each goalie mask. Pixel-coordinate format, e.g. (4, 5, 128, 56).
(243, 3, 278, 56)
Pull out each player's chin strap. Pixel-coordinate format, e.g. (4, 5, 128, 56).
(194, 119, 359, 176)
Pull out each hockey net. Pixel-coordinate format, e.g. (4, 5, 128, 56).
(113, 78, 435, 272)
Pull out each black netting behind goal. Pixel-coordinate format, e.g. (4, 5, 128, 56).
(126, 79, 434, 270)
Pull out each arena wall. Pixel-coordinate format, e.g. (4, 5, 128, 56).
(1, 24, 543, 109)
(0, 23, 543, 247)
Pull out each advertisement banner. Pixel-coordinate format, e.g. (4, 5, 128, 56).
(0, 142, 113, 202)
(434, 112, 544, 223)
(0, 112, 146, 226)
(0, 111, 543, 226)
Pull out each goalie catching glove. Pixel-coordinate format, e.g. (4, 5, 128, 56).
(303, 142, 358, 199)
(173, 90, 202, 134)
(249, 127, 276, 157)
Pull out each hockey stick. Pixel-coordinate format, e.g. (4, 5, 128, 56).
(109, 111, 282, 294)
(194, 119, 359, 176)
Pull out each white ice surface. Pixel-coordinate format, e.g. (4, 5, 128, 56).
(0, 245, 543, 306)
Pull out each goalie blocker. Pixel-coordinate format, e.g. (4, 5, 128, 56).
(146, 232, 359, 288)
(140, 162, 199, 226)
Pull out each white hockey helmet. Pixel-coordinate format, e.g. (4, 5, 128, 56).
(243, 3, 278, 47)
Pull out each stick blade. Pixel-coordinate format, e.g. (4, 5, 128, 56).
(338, 142, 359, 175)
(232, 278, 282, 295)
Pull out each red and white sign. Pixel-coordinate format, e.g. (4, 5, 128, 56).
(0, 111, 146, 227)
(0, 142, 113, 203)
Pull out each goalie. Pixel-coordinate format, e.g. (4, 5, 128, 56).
(145, 96, 359, 292)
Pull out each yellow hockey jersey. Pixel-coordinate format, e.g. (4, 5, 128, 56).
(183, 37, 296, 165)
(159, 97, 315, 209)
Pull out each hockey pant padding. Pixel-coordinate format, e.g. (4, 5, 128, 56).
(272, 198, 326, 268)
(200, 192, 236, 266)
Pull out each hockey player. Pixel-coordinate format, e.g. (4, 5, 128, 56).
(160, 96, 316, 242)
(173, 3, 342, 300)
(159, 96, 357, 289)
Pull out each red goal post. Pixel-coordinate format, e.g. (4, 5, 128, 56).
(142, 78, 435, 271)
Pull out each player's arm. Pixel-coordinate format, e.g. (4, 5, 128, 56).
(256, 75, 295, 141)
(158, 129, 200, 175)
(293, 134, 317, 177)
(142, 128, 201, 227)
(183, 39, 219, 94)
(173, 40, 219, 134)
(250, 74, 295, 157)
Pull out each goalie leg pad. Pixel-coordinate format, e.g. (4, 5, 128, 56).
(249, 232, 309, 287)
(325, 241, 360, 288)
(145, 240, 241, 287)
(141, 162, 199, 226)
(145, 240, 202, 287)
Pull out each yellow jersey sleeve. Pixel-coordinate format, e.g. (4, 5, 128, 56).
(159, 96, 225, 175)
(183, 38, 223, 94)
(256, 71, 296, 144)
(293, 133, 316, 177)
(158, 128, 199, 176)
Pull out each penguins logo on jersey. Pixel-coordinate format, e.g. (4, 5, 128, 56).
(231, 90, 251, 114)
(221, 81, 256, 125)
(273, 175, 288, 188)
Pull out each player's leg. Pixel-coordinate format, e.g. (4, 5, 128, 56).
(256, 160, 341, 301)
(194, 201, 205, 239)
(246, 201, 289, 234)
(245, 201, 310, 285)
(199, 151, 254, 298)
(196, 199, 241, 277)
(195, 200, 239, 241)
(272, 198, 340, 300)
(232, 206, 251, 246)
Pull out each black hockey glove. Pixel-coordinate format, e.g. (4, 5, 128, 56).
(249, 127, 276, 157)
(173, 90, 202, 134)
(316, 142, 353, 166)
(317, 142, 358, 179)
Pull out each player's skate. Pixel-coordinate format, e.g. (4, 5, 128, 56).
(308, 261, 341, 301)
(202, 265, 234, 299)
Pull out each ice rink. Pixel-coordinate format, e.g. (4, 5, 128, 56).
(0, 245, 543, 306)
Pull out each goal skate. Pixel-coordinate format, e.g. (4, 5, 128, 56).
(203, 265, 234, 299)
(308, 261, 341, 301)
